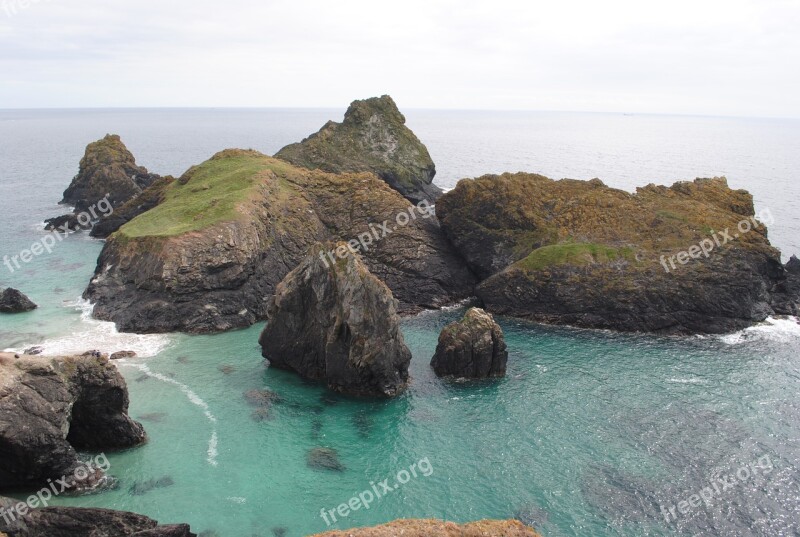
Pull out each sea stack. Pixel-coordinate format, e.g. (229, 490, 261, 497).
(0, 352, 146, 489)
(431, 307, 509, 378)
(0, 288, 37, 313)
(259, 243, 411, 397)
(275, 95, 443, 203)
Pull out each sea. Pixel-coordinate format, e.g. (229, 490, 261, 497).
(0, 108, 799, 537)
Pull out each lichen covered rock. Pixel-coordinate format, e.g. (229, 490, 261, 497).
(431, 308, 508, 378)
(275, 95, 442, 203)
(438, 173, 799, 334)
(0, 352, 146, 489)
(259, 243, 411, 397)
(61, 134, 160, 211)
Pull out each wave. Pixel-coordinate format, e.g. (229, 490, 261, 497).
(719, 316, 800, 345)
(5, 298, 172, 358)
(122, 362, 219, 467)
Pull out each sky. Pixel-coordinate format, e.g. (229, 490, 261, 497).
(1, 0, 798, 117)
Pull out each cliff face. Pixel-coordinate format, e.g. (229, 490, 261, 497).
(60, 134, 160, 211)
(310, 519, 541, 537)
(84, 150, 475, 334)
(438, 173, 799, 334)
(0, 353, 146, 489)
(275, 96, 443, 203)
(90, 175, 176, 238)
(259, 243, 411, 397)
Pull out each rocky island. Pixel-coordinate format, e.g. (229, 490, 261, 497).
(259, 243, 411, 397)
(431, 307, 508, 378)
(438, 173, 800, 334)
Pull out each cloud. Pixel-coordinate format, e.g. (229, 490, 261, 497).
(0, 0, 798, 117)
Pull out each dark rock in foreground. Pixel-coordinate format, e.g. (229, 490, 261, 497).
(439, 173, 800, 334)
(61, 134, 160, 212)
(0, 289, 37, 313)
(309, 519, 541, 537)
(275, 95, 443, 204)
(431, 308, 508, 378)
(0, 495, 195, 536)
(259, 243, 411, 397)
(0, 352, 146, 489)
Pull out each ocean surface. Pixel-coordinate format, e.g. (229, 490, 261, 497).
(1, 108, 799, 537)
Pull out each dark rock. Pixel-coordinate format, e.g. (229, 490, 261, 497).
(439, 173, 799, 334)
(0, 288, 37, 313)
(83, 149, 475, 334)
(431, 308, 508, 378)
(272, 527, 288, 537)
(0, 352, 146, 489)
(23, 346, 44, 355)
(91, 175, 176, 238)
(61, 134, 160, 212)
(306, 447, 345, 472)
(244, 389, 280, 407)
(0, 495, 196, 536)
(44, 213, 85, 232)
(275, 95, 442, 204)
(259, 243, 411, 397)
(110, 350, 137, 360)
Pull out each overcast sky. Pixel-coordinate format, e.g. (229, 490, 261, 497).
(1, 0, 798, 117)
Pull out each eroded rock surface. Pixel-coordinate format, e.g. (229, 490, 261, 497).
(259, 243, 411, 397)
(431, 308, 508, 378)
(275, 95, 442, 203)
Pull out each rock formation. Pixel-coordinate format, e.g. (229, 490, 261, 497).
(309, 519, 541, 537)
(61, 134, 160, 211)
(0, 352, 146, 489)
(0, 496, 195, 536)
(84, 149, 474, 333)
(431, 308, 508, 378)
(0, 289, 37, 313)
(275, 96, 443, 203)
(90, 175, 175, 238)
(259, 243, 411, 397)
(438, 173, 800, 334)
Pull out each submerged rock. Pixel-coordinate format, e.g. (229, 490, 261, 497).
(84, 149, 474, 334)
(275, 95, 442, 204)
(306, 447, 345, 472)
(259, 243, 411, 397)
(439, 174, 800, 334)
(0, 495, 196, 536)
(0, 288, 37, 313)
(0, 352, 146, 489)
(129, 476, 175, 496)
(309, 519, 541, 537)
(431, 308, 508, 378)
(61, 134, 161, 212)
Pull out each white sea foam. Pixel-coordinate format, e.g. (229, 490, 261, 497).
(122, 362, 219, 467)
(6, 298, 172, 357)
(667, 377, 708, 384)
(719, 316, 800, 345)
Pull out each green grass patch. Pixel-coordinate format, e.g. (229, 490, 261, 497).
(515, 242, 635, 272)
(118, 151, 281, 238)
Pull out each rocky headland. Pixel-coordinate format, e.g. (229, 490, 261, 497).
(84, 149, 474, 333)
(275, 96, 443, 204)
(259, 243, 411, 397)
(310, 519, 541, 537)
(438, 173, 800, 334)
(431, 307, 508, 378)
(0, 352, 146, 489)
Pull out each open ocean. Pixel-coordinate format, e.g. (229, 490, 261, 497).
(1, 108, 799, 537)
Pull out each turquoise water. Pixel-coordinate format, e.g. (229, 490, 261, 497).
(1, 109, 799, 536)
